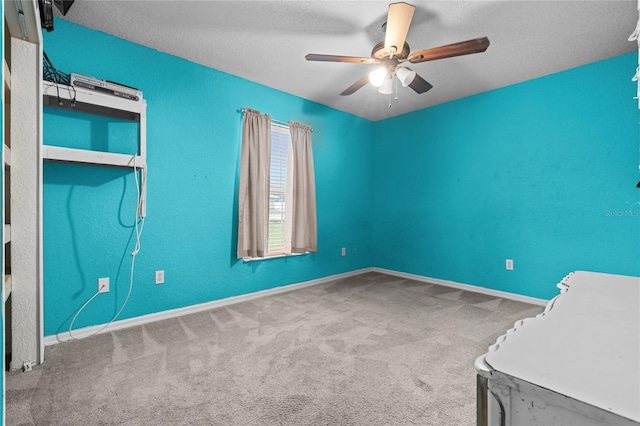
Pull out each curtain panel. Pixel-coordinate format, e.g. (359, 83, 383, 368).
(289, 122, 317, 253)
(237, 110, 271, 259)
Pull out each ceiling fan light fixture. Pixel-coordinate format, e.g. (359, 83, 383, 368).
(396, 67, 416, 87)
(369, 67, 387, 88)
(378, 77, 394, 94)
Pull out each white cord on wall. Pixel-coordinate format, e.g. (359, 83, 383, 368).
(67, 160, 146, 340)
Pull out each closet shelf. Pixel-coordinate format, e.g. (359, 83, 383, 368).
(42, 80, 147, 217)
(42, 81, 146, 120)
(43, 145, 146, 169)
(4, 144, 11, 166)
(4, 275, 11, 303)
(41, 80, 147, 169)
(4, 59, 10, 92)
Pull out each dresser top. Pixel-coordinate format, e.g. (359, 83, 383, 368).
(484, 271, 640, 422)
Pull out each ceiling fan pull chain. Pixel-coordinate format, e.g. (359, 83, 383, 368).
(394, 75, 399, 101)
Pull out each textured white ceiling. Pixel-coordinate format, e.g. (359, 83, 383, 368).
(56, 1, 637, 121)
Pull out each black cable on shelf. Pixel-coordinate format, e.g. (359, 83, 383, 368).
(43, 51, 75, 105)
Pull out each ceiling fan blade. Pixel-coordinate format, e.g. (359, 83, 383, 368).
(384, 2, 415, 56)
(305, 54, 379, 64)
(408, 73, 433, 94)
(340, 75, 370, 96)
(408, 37, 490, 64)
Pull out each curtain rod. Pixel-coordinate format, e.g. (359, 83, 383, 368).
(238, 108, 313, 132)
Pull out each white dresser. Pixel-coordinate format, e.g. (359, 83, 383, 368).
(476, 271, 640, 426)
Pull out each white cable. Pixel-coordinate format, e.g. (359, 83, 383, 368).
(67, 158, 145, 340)
(67, 289, 103, 339)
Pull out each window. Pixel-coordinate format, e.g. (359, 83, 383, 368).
(268, 124, 290, 255)
(237, 109, 316, 260)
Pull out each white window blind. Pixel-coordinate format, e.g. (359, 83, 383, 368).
(268, 124, 290, 255)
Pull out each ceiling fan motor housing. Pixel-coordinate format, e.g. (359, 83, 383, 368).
(372, 41, 411, 60)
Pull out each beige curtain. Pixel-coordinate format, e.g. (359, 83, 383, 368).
(288, 122, 317, 253)
(237, 110, 271, 259)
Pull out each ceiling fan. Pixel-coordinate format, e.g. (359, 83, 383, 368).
(305, 2, 490, 96)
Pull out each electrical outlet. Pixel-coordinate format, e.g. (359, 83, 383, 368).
(341, 247, 346, 256)
(155, 270, 165, 285)
(98, 277, 109, 293)
(506, 259, 514, 271)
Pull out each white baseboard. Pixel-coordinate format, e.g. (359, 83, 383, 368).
(372, 267, 549, 306)
(45, 266, 546, 346)
(44, 267, 374, 346)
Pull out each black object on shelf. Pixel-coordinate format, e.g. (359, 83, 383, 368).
(38, 0, 54, 32)
(54, 0, 75, 16)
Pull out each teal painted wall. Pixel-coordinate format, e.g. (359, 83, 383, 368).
(43, 20, 373, 336)
(42, 20, 638, 335)
(373, 53, 640, 300)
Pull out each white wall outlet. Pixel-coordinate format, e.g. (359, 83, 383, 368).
(155, 270, 165, 285)
(341, 247, 346, 256)
(506, 259, 514, 271)
(98, 277, 109, 293)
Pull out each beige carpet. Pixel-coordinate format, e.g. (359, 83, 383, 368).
(6, 272, 543, 425)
